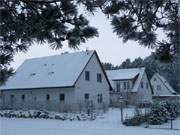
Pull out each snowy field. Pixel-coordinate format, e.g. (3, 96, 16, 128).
(0, 108, 180, 135)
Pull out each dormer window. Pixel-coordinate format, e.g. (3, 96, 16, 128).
(48, 71, 54, 75)
(30, 73, 36, 76)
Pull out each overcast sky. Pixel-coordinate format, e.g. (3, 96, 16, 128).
(12, 11, 153, 69)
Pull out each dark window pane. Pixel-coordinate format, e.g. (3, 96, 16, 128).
(60, 94, 65, 101)
(97, 94, 103, 103)
(85, 71, 90, 81)
(84, 93, 89, 100)
(97, 73, 102, 82)
(10, 95, 14, 99)
(22, 94, 25, 101)
(46, 94, 50, 101)
(123, 82, 127, 89)
(116, 83, 120, 92)
(127, 82, 130, 89)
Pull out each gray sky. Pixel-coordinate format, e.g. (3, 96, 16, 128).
(12, 12, 153, 69)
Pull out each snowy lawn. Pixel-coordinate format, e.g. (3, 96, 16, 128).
(0, 108, 179, 135)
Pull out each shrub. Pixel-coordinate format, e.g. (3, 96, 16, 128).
(147, 101, 180, 125)
(123, 115, 146, 126)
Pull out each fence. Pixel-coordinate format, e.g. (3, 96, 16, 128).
(145, 118, 180, 130)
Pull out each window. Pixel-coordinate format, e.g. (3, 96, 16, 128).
(30, 73, 36, 76)
(97, 73, 102, 82)
(60, 94, 65, 101)
(21, 94, 25, 101)
(10, 94, 14, 99)
(46, 94, 50, 101)
(123, 82, 127, 90)
(84, 93, 89, 100)
(85, 71, 90, 81)
(154, 78, 157, 81)
(116, 83, 120, 92)
(146, 83, 149, 89)
(97, 94, 103, 103)
(141, 82, 144, 88)
(48, 71, 54, 75)
(157, 85, 161, 91)
(127, 82, 130, 89)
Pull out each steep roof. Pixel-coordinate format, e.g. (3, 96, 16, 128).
(106, 68, 146, 92)
(153, 73, 177, 95)
(0, 50, 95, 90)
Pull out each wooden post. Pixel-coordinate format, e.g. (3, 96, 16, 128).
(170, 118, 173, 130)
(120, 101, 123, 123)
(118, 95, 124, 123)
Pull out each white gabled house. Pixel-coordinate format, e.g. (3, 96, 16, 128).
(150, 73, 178, 96)
(0, 50, 112, 112)
(106, 68, 153, 106)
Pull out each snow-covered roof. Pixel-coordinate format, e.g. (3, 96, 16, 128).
(0, 50, 95, 90)
(153, 73, 177, 95)
(106, 69, 140, 80)
(106, 68, 145, 92)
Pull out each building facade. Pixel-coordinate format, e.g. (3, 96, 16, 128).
(0, 50, 111, 112)
(150, 73, 177, 96)
(106, 68, 153, 106)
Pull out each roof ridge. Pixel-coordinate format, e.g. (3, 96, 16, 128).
(106, 67, 145, 71)
(25, 50, 95, 61)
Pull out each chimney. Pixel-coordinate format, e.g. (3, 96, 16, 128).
(86, 48, 89, 55)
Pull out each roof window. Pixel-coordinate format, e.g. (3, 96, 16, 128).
(48, 71, 54, 75)
(30, 73, 36, 76)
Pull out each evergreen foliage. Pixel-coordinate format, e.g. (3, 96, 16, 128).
(0, 0, 99, 84)
(0, 0, 179, 84)
(103, 0, 180, 61)
(148, 101, 180, 125)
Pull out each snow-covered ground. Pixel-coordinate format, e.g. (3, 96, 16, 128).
(0, 108, 179, 135)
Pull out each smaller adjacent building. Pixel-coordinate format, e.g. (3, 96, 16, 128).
(150, 73, 177, 96)
(150, 73, 180, 102)
(106, 68, 153, 106)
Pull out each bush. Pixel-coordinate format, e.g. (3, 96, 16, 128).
(123, 115, 146, 126)
(123, 101, 180, 126)
(0, 109, 98, 121)
(147, 101, 180, 125)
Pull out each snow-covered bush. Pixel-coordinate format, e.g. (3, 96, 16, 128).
(0, 110, 98, 121)
(148, 101, 180, 125)
(123, 107, 146, 126)
(123, 101, 180, 126)
(123, 115, 146, 126)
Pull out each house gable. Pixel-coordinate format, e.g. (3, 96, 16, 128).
(150, 73, 177, 96)
(136, 71, 153, 102)
(74, 51, 112, 90)
(73, 51, 110, 106)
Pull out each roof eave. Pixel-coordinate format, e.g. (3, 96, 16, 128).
(0, 85, 75, 91)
